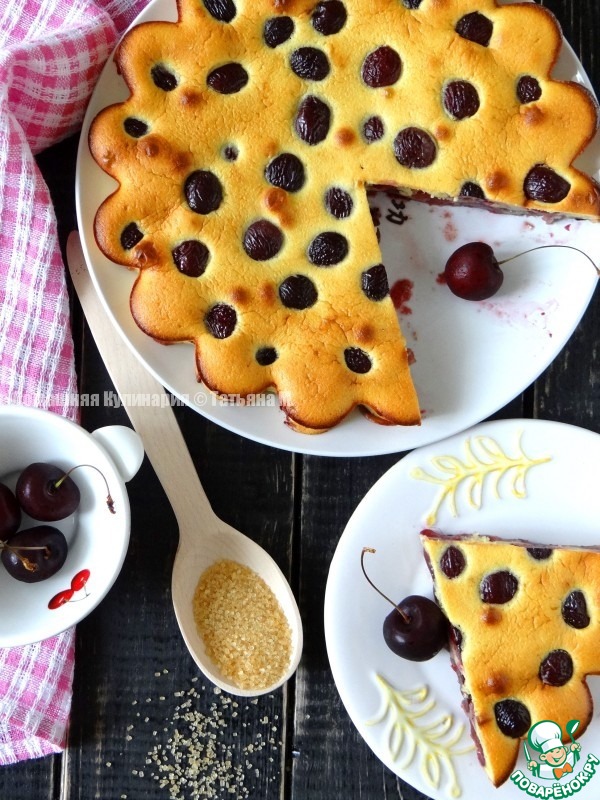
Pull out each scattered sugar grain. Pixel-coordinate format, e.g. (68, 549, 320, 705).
(193, 559, 292, 691)
(128, 679, 283, 800)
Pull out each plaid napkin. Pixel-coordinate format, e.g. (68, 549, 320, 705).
(0, 0, 148, 764)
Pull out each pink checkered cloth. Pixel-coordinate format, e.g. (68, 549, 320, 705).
(0, 0, 148, 764)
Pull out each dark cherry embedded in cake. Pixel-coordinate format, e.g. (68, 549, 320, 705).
(479, 570, 518, 604)
(539, 649, 573, 686)
(494, 699, 531, 738)
(124, 117, 148, 137)
(455, 11, 493, 46)
(344, 347, 371, 373)
(279, 274, 318, 310)
(361, 264, 389, 301)
(312, 1, 347, 35)
(172, 240, 210, 277)
(562, 589, 590, 628)
(394, 127, 437, 168)
(203, 0, 236, 23)
(207, 62, 249, 94)
(308, 232, 349, 266)
(325, 187, 353, 219)
(255, 346, 278, 366)
(524, 164, 571, 203)
(290, 47, 330, 81)
(266, 154, 305, 192)
(443, 80, 480, 120)
(294, 95, 331, 145)
(184, 171, 223, 214)
(205, 303, 237, 338)
(439, 545, 466, 578)
(150, 64, 177, 91)
(363, 115, 384, 142)
(263, 15, 294, 47)
(243, 220, 284, 261)
(120, 222, 143, 251)
(362, 46, 402, 87)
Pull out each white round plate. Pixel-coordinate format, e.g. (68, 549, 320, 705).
(324, 418, 600, 799)
(76, 0, 600, 457)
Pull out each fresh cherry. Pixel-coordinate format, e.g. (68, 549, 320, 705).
(0, 483, 21, 538)
(361, 547, 448, 661)
(1, 525, 68, 583)
(444, 242, 600, 301)
(444, 242, 503, 300)
(17, 463, 81, 521)
(16, 462, 115, 522)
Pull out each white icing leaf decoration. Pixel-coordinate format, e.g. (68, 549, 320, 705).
(368, 675, 472, 798)
(410, 433, 551, 525)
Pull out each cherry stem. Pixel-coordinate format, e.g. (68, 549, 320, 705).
(0, 541, 46, 572)
(360, 547, 409, 624)
(53, 464, 116, 514)
(498, 245, 600, 276)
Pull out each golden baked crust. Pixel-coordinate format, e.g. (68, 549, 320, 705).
(89, 0, 600, 432)
(421, 530, 600, 787)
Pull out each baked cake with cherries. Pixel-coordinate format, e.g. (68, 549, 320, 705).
(421, 529, 600, 787)
(89, 0, 600, 433)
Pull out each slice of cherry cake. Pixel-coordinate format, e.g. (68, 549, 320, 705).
(89, 0, 600, 432)
(421, 529, 600, 787)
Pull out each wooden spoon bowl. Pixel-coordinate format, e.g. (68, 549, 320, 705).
(67, 232, 303, 696)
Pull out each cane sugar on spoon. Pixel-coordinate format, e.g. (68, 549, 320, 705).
(193, 559, 292, 691)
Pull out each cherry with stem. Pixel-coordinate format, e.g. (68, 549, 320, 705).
(444, 242, 599, 301)
(17, 462, 115, 522)
(361, 546, 448, 662)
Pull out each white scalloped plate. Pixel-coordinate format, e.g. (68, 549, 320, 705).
(76, 0, 600, 456)
(325, 418, 600, 799)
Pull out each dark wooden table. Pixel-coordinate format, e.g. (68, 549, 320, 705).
(3, 1, 600, 797)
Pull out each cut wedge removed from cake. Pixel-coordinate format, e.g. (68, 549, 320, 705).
(421, 529, 600, 787)
(90, 0, 600, 432)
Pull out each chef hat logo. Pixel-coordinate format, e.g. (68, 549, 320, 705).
(528, 720, 564, 753)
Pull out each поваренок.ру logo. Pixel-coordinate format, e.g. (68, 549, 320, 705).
(510, 719, 600, 797)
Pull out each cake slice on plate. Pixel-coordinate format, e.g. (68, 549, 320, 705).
(421, 529, 600, 787)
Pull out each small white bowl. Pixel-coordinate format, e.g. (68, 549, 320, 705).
(0, 405, 144, 647)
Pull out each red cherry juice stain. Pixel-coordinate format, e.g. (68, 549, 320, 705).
(391, 278, 413, 314)
(406, 347, 416, 365)
(443, 220, 458, 242)
(436, 272, 447, 285)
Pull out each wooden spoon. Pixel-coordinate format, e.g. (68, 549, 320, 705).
(66, 231, 303, 696)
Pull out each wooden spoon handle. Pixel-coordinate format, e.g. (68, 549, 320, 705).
(66, 232, 214, 540)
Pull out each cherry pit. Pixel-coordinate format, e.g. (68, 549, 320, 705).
(0, 462, 114, 584)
